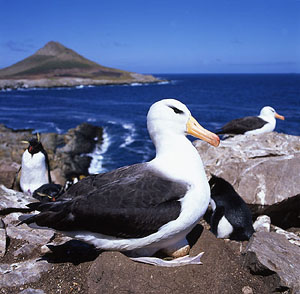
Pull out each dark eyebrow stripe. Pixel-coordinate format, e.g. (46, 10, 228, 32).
(169, 105, 184, 114)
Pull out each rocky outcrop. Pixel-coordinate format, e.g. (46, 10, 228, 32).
(0, 184, 271, 294)
(243, 231, 300, 293)
(0, 185, 299, 293)
(194, 132, 300, 227)
(0, 122, 103, 189)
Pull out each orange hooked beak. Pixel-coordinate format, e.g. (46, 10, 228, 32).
(186, 116, 220, 147)
(275, 112, 285, 120)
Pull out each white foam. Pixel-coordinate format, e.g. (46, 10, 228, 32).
(130, 83, 143, 86)
(120, 123, 136, 148)
(88, 129, 111, 174)
(157, 81, 169, 85)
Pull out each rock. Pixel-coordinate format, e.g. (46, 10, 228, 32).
(243, 231, 300, 293)
(273, 225, 300, 247)
(6, 222, 54, 248)
(0, 218, 6, 257)
(253, 215, 271, 232)
(194, 132, 300, 206)
(18, 288, 46, 294)
(242, 286, 253, 294)
(55, 122, 103, 178)
(87, 228, 270, 294)
(0, 259, 51, 288)
(0, 185, 37, 212)
(0, 160, 20, 189)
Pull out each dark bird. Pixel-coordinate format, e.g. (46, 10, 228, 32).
(20, 99, 220, 264)
(209, 175, 254, 241)
(32, 183, 64, 203)
(217, 106, 284, 135)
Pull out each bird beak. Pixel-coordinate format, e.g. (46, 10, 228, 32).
(275, 113, 285, 120)
(21, 141, 29, 144)
(187, 116, 220, 147)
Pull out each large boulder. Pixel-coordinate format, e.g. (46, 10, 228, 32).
(243, 231, 300, 293)
(194, 132, 300, 207)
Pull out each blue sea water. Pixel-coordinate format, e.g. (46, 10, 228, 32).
(0, 74, 299, 173)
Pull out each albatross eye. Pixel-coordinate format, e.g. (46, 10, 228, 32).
(169, 106, 184, 114)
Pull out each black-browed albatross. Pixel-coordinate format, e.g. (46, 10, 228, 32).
(20, 99, 220, 266)
(217, 106, 284, 135)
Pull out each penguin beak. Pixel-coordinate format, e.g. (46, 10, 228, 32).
(187, 116, 220, 147)
(275, 113, 285, 120)
(21, 141, 29, 144)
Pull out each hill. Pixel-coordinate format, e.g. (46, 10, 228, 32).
(0, 41, 159, 88)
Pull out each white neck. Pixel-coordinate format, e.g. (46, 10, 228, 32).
(258, 113, 275, 124)
(149, 134, 207, 185)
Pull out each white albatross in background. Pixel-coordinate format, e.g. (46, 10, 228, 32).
(217, 106, 285, 135)
(20, 99, 220, 266)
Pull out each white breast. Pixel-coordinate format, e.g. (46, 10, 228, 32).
(20, 150, 49, 195)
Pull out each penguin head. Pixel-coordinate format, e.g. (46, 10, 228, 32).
(27, 138, 44, 155)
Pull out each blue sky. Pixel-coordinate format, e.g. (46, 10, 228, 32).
(0, 0, 299, 73)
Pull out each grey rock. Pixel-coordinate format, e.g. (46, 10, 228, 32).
(0, 160, 20, 189)
(253, 215, 271, 232)
(243, 231, 300, 293)
(0, 185, 37, 211)
(0, 218, 6, 257)
(194, 132, 300, 206)
(273, 225, 300, 247)
(6, 223, 54, 246)
(242, 286, 253, 294)
(18, 288, 46, 294)
(0, 259, 51, 288)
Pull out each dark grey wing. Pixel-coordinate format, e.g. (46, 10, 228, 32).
(217, 116, 267, 134)
(23, 163, 188, 238)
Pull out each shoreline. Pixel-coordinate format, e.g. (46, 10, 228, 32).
(0, 75, 166, 91)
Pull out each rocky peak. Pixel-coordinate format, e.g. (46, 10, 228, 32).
(34, 41, 74, 56)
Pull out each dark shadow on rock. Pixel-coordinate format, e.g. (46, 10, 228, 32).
(256, 194, 300, 229)
(41, 240, 101, 265)
(187, 224, 204, 247)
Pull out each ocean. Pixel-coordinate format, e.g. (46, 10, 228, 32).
(1, 74, 299, 173)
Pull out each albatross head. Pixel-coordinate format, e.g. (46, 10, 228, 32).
(259, 106, 285, 121)
(147, 99, 220, 147)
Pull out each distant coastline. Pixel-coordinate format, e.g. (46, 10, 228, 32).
(0, 41, 164, 90)
(0, 75, 163, 90)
